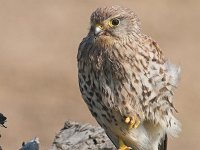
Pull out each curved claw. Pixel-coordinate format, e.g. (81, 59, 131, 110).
(125, 116, 140, 129)
(118, 138, 132, 150)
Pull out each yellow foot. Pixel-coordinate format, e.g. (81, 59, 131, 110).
(124, 115, 140, 129)
(118, 138, 132, 150)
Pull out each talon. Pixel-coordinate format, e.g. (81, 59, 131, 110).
(124, 115, 140, 129)
(134, 119, 140, 129)
(119, 138, 132, 150)
(125, 117, 131, 124)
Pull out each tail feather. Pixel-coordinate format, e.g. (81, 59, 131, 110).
(158, 134, 167, 150)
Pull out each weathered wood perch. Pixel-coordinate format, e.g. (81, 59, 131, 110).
(49, 120, 116, 150)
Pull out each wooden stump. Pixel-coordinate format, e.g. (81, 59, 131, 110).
(49, 120, 116, 150)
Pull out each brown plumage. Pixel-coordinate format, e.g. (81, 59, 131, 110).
(77, 5, 181, 150)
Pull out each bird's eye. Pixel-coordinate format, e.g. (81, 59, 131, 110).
(109, 18, 120, 27)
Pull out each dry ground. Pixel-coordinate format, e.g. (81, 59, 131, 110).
(0, 0, 199, 149)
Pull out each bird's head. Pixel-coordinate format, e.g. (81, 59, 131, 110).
(89, 6, 141, 40)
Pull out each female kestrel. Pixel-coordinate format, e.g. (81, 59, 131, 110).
(77, 5, 181, 150)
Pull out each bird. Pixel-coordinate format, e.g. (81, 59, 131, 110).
(77, 5, 181, 150)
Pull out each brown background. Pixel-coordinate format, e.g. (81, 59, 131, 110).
(0, 0, 199, 149)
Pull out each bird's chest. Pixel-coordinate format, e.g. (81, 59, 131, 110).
(79, 61, 123, 125)
(79, 63, 112, 109)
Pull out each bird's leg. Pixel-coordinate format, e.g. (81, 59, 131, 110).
(118, 138, 132, 150)
(124, 115, 140, 129)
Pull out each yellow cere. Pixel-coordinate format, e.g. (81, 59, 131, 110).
(96, 24, 104, 30)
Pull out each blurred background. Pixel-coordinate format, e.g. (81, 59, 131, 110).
(0, 0, 199, 149)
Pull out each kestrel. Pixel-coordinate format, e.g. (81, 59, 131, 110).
(77, 6, 181, 150)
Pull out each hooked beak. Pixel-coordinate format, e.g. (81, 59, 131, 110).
(94, 24, 105, 36)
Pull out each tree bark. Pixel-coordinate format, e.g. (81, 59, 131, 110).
(49, 120, 116, 150)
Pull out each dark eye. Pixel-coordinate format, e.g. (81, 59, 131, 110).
(110, 18, 120, 26)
